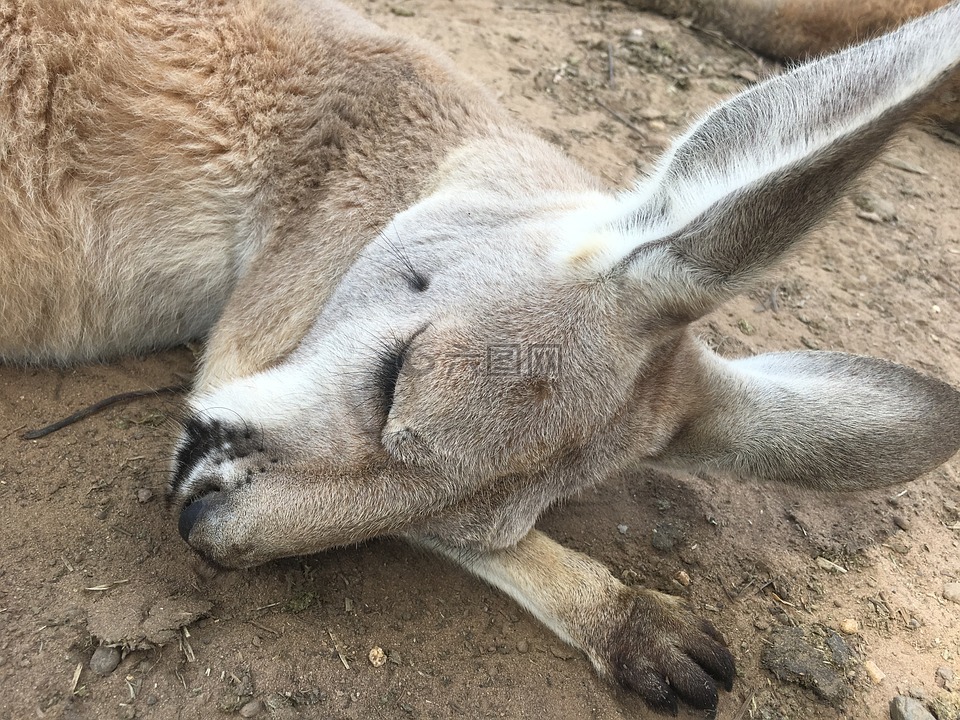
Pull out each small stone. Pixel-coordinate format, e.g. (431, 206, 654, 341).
(136, 488, 153, 503)
(888, 540, 911, 555)
(617, 524, 628, 535)
(238, 699, 263, 718)
(389, 6, 415, 16)
(119, 705, 136, 720)
(864, 659, 885, 684)
(674, 570, 691, 587)
(943, 583, 960, 604)
(839, 618, 860, 634)
(936, 665, 954, 688)
(890, 695, 936, 720)
(893, 515, 911, 531)
(549, 645, 575, 660)
(90, 646, 122, 675)
(854, 192, 897, 221)
(145, 695, 157, 706)
(517, 640, 529, 654)
(368, 646, 387, 668)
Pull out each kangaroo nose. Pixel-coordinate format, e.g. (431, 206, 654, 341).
(178, 499, 204, 540)
(178, 491, 222, 541)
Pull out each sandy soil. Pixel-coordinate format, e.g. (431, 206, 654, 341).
(2, 1, 959, 719)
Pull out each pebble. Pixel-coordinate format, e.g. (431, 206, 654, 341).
(674, 570, 691, 587)
(238, 699, 263, 718)
(890, 696, 936, 720)
(517, 640, 529, 654)
(936, 665, 954, 688)
(839, 619, 860, 634)
(888, 540, 911, 555)
(892, 515, 911, 531)
(90, 645, 122, 675)
(854, 192, 897, 221)
(368, 647, 387, 668)
(943, 582, 960, 605)
(617, 524, 628, 535)
(864, 659, 886, 684)
(119, 705, 136, 720)
(136, 488, 153, 503)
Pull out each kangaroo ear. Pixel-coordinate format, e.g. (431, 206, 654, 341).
(649, 349, 960, 490)
(569, 2, 960, 321)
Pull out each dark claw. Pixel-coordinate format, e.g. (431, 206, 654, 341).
(664, 655, 720, 711)
(685, 628, 736, 692)
(616, 664, 679, 716)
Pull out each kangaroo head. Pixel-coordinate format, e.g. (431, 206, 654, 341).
(169, 2, 960, 569)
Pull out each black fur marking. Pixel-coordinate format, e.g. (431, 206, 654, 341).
(167, 417, 267, 501)
(168, 417, 224, 498)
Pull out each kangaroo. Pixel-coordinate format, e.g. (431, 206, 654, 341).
(3, 0, 960, 714)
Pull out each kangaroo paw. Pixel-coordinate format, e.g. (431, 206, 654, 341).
(598, 589, 735, 716)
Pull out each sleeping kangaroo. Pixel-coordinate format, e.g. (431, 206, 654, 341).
(3, 0, 960, 714)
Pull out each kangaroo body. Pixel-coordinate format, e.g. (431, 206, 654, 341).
(3, 0, 960, 714)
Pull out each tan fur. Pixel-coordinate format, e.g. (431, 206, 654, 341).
(0, 0, 509, 372)
(3, 1, 960, 715)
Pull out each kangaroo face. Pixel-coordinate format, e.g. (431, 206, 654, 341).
(168, 184, 676, 567)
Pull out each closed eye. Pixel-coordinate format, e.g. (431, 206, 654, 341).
(373, 338, 410, 417)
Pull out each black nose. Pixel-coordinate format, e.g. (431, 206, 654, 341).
(179, 495, 210, 541)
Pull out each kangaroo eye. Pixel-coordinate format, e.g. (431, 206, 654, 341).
(373, 339, 411, 417)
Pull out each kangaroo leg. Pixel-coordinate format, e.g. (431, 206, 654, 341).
(418, 530, 735, 715)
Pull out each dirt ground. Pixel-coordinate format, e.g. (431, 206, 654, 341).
(2, 1, 959, 719)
